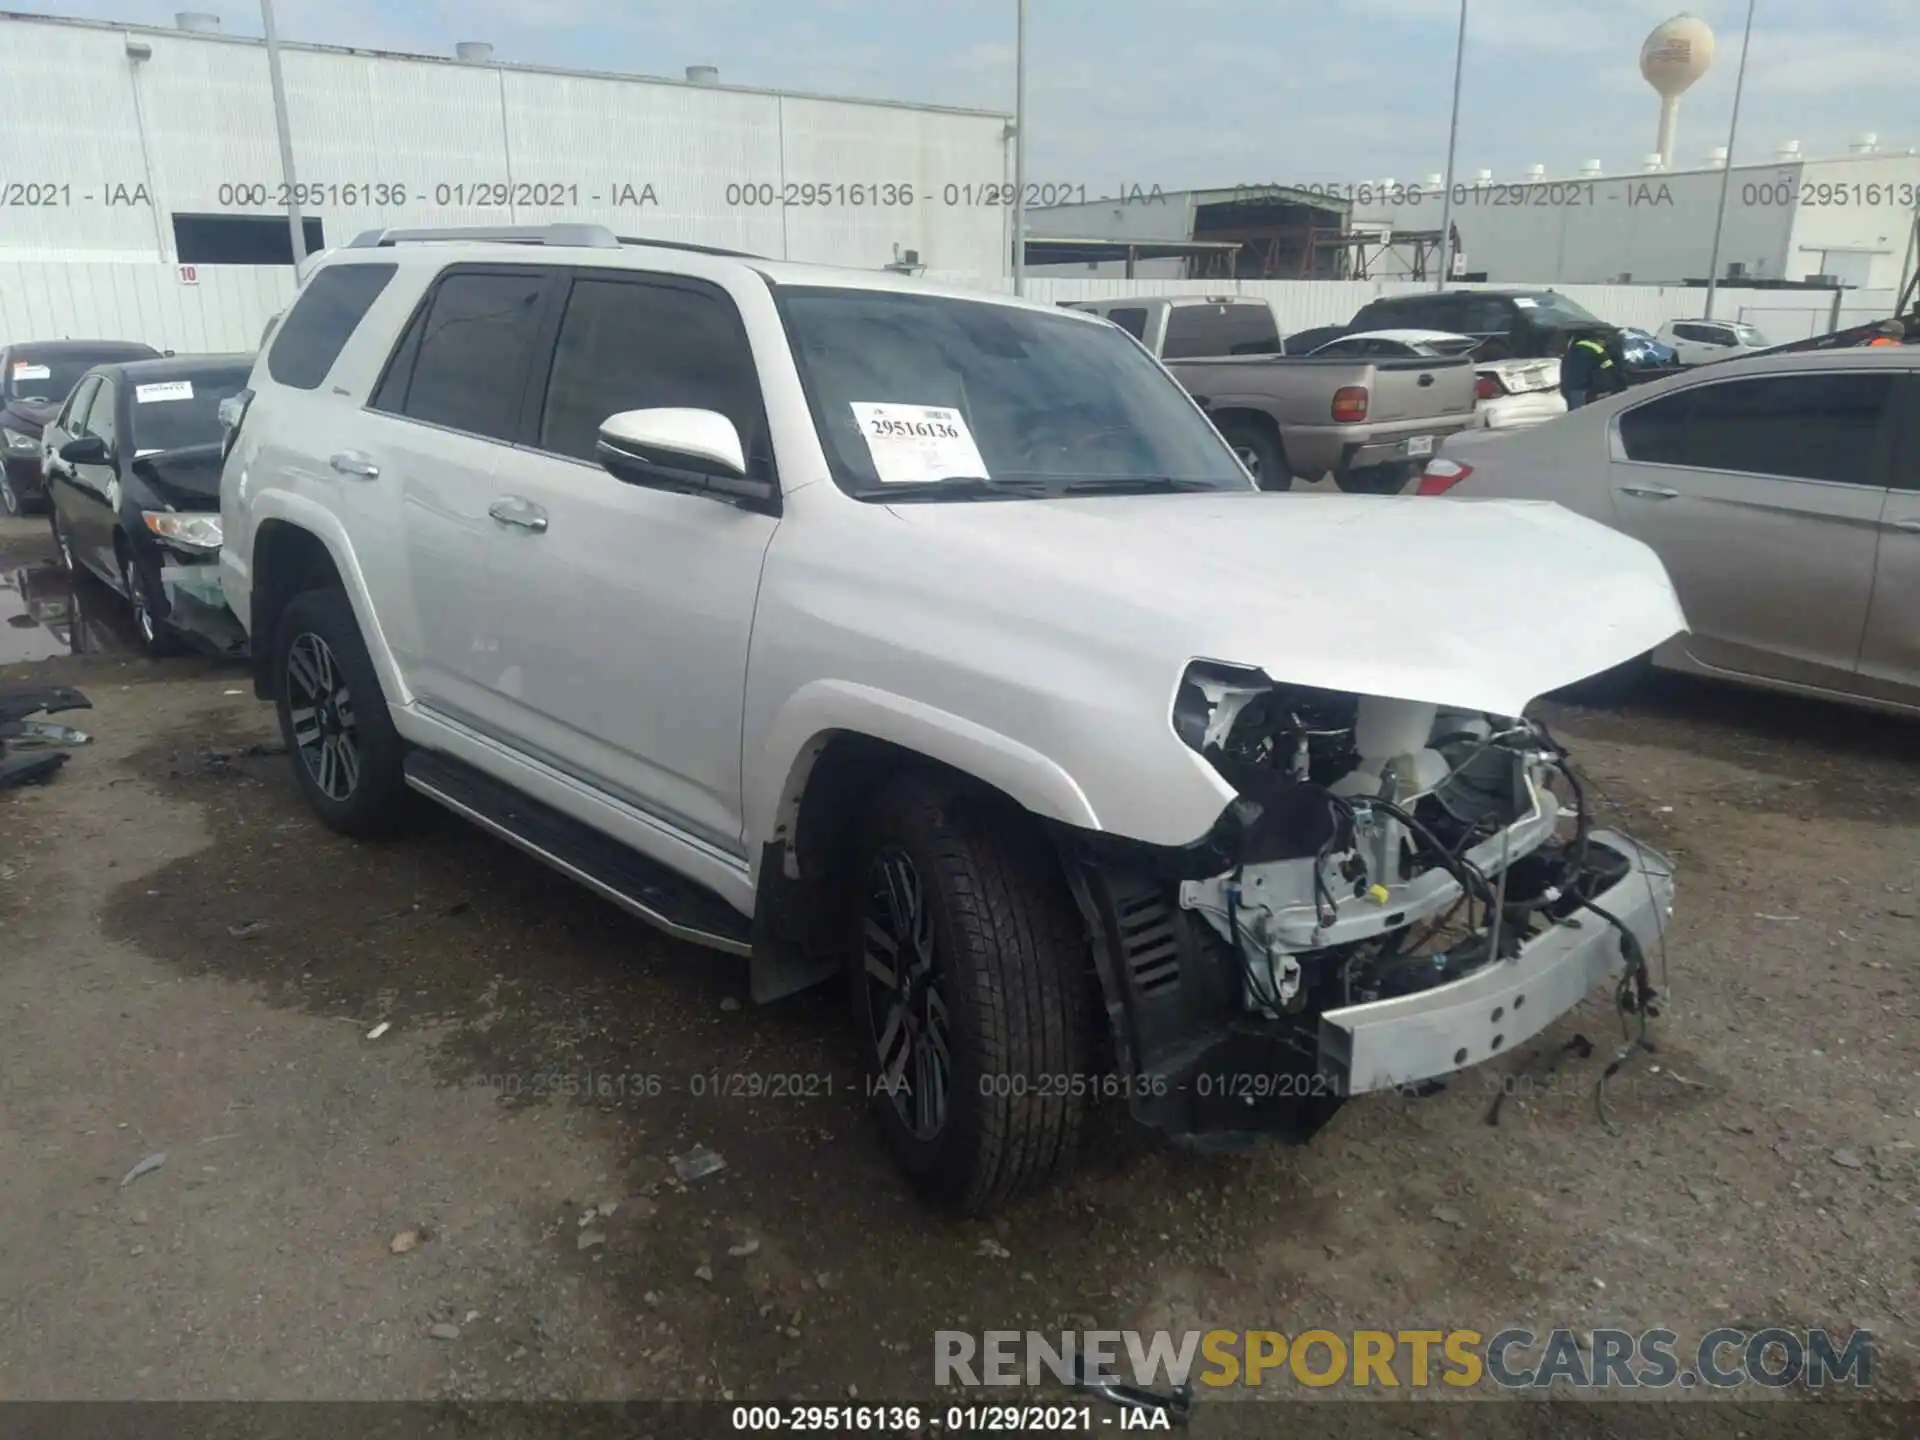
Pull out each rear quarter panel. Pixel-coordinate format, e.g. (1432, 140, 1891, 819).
(1437, 409, 1616, 520)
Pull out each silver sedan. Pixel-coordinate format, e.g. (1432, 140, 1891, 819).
(1417, 346, 1920, 714)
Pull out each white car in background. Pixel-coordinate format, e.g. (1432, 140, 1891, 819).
(1305, 329, 1565, 430)
(1655, 319, 1771, 366)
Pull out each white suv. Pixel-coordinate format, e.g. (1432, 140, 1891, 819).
(219, 224, 1685, 1214)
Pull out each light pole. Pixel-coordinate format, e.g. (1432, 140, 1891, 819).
(261, 0, 308, 268)
(1433, 0, 1468, 290)
(1702, 0, 1756, 321)
(1011, 0, 1028, 295)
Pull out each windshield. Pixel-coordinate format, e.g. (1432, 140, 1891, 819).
(1521, 294, 1604, 327)
(126, 368, 252, 454)
(7, 350, 147, 404)
(1416, 337, 1480, 356)
(774, 287, 1251, 499)
(1731, 323, 1768, 345)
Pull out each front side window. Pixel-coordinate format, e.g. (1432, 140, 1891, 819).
(85, 380, 119, 452)
(775, 287, 1249, 499)
(396, 270, 549, 441)
(537, 277, 765, 468)
(58, 375, 100, 431)
(267, 262, 396, 390)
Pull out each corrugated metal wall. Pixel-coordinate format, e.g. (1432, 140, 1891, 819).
(0, 14, 1011, 274)
(1, 260, 1887, 355)
(0, 262, 295, 351)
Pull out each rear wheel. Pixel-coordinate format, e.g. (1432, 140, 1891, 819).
(1218, 420, 1292, 492)
(273, 588, 413, 837)
(848, 774, 1093, 1216)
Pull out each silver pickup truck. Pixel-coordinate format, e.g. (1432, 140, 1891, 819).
(1067, 296, 1480, 493)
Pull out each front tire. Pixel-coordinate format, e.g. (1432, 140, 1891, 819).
(0, 468, 23, 517)
(848, 775, 1093, 1216)
(273, 588, 412, 838)
(120, 547, 182, 657)
(1218, 420, 1292, 492)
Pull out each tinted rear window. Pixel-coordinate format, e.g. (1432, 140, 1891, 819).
(1162, 303, 1280, 358)
(1621, 372, 1891, 484)
(396, 271, 549, 441)
(267, 263, 397, 390)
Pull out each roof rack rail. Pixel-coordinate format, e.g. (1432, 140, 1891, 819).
(613, 235, 763, 259)
(346, 224, 622, 249)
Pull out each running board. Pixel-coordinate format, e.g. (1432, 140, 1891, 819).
(403, 750, 754, 956)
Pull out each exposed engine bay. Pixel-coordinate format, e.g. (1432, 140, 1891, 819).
(1172, 661, 1595, 1017)
(1056, 660, 1673, 1145)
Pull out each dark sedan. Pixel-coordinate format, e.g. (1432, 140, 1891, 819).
(2, 339, 161, 515)
(43, 353, 252, 655)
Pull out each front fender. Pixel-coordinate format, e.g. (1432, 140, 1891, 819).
(748, 679, 1103, 853)
(244, 490, 412, 709)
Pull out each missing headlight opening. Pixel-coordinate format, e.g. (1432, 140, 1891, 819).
(1177, 661, 1566, 1012)
(1062, 659, 1672, 1146)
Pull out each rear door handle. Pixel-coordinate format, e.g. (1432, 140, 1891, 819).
(1892, 518, 1920, 534)
(329, 451, 379, 479)
(1620, 483, 1679, 499)
(488, 497, 548, 533)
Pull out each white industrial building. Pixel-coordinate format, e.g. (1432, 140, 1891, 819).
(0, 9, 1014, 273)
(1346, 144, 1920, 291)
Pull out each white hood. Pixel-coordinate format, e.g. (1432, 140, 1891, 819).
(884, 490, 1687, 718)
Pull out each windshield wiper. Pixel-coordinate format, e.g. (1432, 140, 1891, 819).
(850, 476, 1049, 502)
(1060, 476, 1221, 494)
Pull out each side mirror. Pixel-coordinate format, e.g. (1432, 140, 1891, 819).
(58, 435, 109, 466)
(595, 408, 775, 508)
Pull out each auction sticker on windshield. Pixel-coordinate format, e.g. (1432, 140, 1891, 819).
(851, 403, 989, 485)
(135, 381, 194, 403)
(12, 362, 51, 381)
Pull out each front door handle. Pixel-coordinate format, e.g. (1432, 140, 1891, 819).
(1892, 517, 1920, 534)
(329, 451, 380, 479)
(488, 497, 548, 533)
(1620, 483, 1679, 500)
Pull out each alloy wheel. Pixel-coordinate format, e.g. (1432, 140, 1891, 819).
(286, 631, 361, 802)
(1232, 445, 1262, 482)
(860, 845, 951, 1141)
(0, 472, 18, 516)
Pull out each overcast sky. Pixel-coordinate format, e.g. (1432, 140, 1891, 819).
(25, 0, 1919, 185)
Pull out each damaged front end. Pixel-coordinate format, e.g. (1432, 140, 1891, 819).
(1058, 662, 1674, 1146)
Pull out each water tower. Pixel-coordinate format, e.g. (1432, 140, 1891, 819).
(1640, 14, 1715, 169)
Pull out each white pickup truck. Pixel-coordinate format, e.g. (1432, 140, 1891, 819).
(220, 225, 1683, 1215)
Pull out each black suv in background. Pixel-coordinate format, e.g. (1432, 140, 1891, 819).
(2, 339, 161, 514)
(1337, 289, 1615, 360)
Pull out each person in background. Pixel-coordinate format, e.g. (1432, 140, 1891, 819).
(1561, 328, 1626, 410)
(1865, 319, 1905, 347)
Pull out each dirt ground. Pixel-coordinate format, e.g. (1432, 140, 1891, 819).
(2, 512, 1917, 1434)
